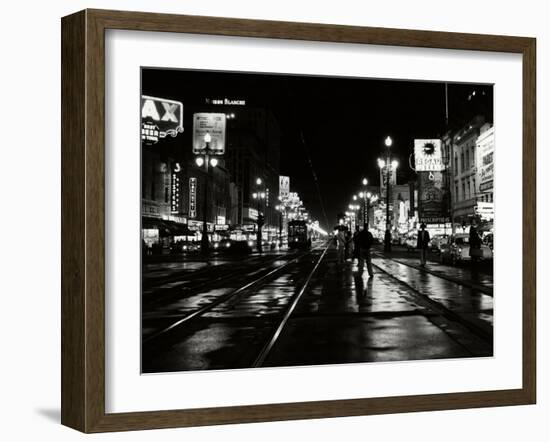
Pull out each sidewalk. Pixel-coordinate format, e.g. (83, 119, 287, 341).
(372, 246, 493, 295)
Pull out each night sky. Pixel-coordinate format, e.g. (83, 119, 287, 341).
(142, 68, 493, 230)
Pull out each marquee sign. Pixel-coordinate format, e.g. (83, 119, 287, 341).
(414, 139, 444, 172)
(141, 95, 184, 144)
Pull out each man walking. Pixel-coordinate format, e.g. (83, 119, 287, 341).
(417, 223, 430, 267)
(357, 225, 374, 277)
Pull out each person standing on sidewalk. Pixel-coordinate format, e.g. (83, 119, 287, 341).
(417, 223, 430, 267)
(469, 220, 482, 268)
(352, 226, 361, 264)
(357, 225, 374, 277)
(336, 227, 346, 265)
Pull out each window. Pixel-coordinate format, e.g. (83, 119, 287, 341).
(454, 154, 458, 176)
(461, 181, 465, 200)
(466, 149, 469, 171)
(164, 186, 169, 203)
(151, 163, 156, 200)
(461, 153, 465, 172)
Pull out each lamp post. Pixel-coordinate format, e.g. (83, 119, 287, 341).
(379, 136, 398, 252)
(366, 192, 372, 228)
(361, 178, 368, 227)
(348, 203, 360, 231)
(195, 133, 218, 255)
(252, 177, 265, 253)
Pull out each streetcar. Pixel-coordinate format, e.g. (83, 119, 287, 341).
(288, 220, 311, 249)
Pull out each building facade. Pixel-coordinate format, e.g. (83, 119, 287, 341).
(450, 115, 486, 229)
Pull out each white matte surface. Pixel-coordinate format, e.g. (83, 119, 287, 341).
(105, 29, 523, 413)
(3, 0, 548, 441)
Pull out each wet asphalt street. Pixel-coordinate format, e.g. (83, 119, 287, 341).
(141, 243, 493, 373)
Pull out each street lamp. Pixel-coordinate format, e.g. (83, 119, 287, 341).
(361, 178, 369, 227)
(253, 177, 266, 253)
(379, 136, 397, 252)
(195, 132, 218, 255)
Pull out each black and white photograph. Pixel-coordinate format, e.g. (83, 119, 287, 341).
(140, 68, 495, 373)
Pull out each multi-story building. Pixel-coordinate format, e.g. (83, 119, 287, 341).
(450, 115, 486, 229)
(163, 99, 282, 243)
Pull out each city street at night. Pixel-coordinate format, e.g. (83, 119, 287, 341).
(140, 67, 495, 372)
(142, 242, 493, 373)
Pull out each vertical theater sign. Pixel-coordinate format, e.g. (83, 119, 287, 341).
(476, 127, 495, 195)
(414, 139, 450, 224)
(141, 95, 184, 145)
(279, 175, 290, 199)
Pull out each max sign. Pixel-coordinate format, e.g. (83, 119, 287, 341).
(141, 95, 184, 144)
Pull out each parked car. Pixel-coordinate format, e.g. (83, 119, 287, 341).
(226, 240, 253, 254)
(439, 234, 492, 265)
(430, 234, 449, 253)
(212, 239, 232, 251)
(482, 232, 494, 251)
(405, 235, 417, 252)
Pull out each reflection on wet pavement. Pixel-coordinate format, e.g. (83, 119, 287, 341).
(372, 258, 493, 328)
(391, 257, 494, 291)
(142, 248, 493, 373)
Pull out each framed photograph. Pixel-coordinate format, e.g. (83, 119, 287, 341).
(61, 9, 536, 433)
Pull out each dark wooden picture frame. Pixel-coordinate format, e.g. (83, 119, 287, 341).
(61, 9, 536, 433)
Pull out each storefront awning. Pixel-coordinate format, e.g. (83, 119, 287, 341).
(142, 217, 194, 237)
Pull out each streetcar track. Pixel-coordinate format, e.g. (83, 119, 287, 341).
(142, 247, 325, 346)
(143, 253, 293, 289)
(252, 246, 329, 367)
(371, 261, 493, 343)
(142, 253, 303, 308)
